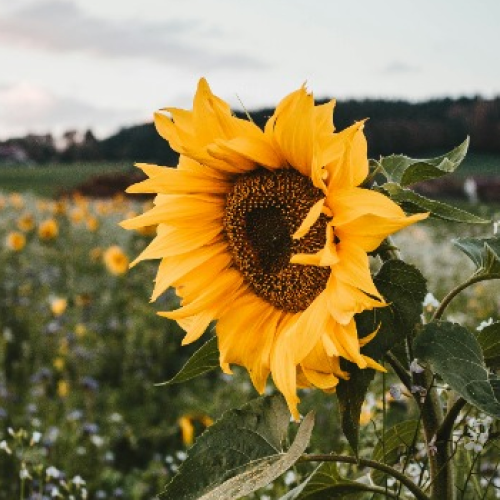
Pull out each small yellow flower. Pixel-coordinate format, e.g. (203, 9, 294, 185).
(359, 403, 373, 426)
(178, 416, 195, 446)
(38, 219, 59, 240)
(5, 231, 26, 251)
(17, 213, 35, 232)
(57, 380, 69, 398)
(103, 246, 129, 275)
(50, 297, 67, 317)
(69, 207, 86, 224)
(86, 216, 99, 232)
(53, 357, 65, 371)
(75, 323, 87, 337)
(9, 193, 24, 209)
(53, 200, 67, 216)
(59, 338, 69, 355)
(89, 247, 102, 262)
(36, 200, 50, 212)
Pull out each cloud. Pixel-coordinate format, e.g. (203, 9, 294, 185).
(0, 0, 263, 70)
(0, 82, 141, 138)
(382, 61, 420, 74)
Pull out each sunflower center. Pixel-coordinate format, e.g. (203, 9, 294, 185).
(223, 168, 330, 313)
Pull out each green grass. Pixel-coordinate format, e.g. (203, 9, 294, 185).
(0, 162, 133, 198)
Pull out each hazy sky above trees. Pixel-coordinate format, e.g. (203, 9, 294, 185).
(1, 0, 499, 139)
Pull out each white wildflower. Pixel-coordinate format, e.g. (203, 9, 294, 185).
(46, 466, 61, 479)
(72, 475, 86, 488)
(0, 440, 12, 454)
(423, 292, 440, 309)
(477, 318, 494, 332)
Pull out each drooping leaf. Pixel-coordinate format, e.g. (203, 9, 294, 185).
(159, 395, 314, 500)
(336, 368, 375, 456)
(414, 321, 500, 418)
(280, 462, 371, 499)
(371, 420, 420, 485)
(379, 183, 489, 224)
(156, 336, 219, 386)
(337, 260, 426, 454)
(453, 237, 500, 276)
(476, 322, 500, 369)
(378, 137, 469, 186)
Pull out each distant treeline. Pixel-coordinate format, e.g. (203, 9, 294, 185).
(2, 96, 500, 166)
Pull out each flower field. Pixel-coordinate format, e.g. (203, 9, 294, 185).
(0, 188, 499, 499)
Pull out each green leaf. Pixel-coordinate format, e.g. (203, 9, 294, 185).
(379, 183, 489, 224)
(280, 462, 370, 499)
(453, 237, 500, 275)
(378, 137, 469, 186)
(337, 260, 426, 455)
(155, 336, 219, 386)
(159, 395, 314, 500)
(359, 259, 427, 360)
(476, 322, 500, 369)
(414, 321, 500, 418)
(371, 420, 420, 485)
(336, 368, 375, 457)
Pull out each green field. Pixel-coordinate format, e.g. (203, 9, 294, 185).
(0, 161, 134, 198)
(0, 153, 499, 198)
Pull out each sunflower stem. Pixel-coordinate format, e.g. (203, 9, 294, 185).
(432, 272, 500, 321)
(300, 454, 430, 500)
(379, 236, 454, 500)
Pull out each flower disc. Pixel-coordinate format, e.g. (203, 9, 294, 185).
(224, 168, 330, 313)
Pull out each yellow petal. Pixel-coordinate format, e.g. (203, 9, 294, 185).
(335, 212, 428, 252)
(160, 269, 244, 320)
(272, 86, 314, 176)
(211, 135, 285, 170)
(333, 241, 383, 299)
(293, 198, 325, 239)
(127, 164, 231, 195)
(151, 243, 229, 301)
(177, 311, 214, 345)
(217, 296, 282, 394)
(120, 194, 224, 229)
(314, 99, 336, 136)
(301, 367, 339, 391)
(290, 222, 338, 267)
(332, 320, 367, 368)
(323, 121, 368, 190)
(328, 187, 406, 226)
(326, 274, 384, 325)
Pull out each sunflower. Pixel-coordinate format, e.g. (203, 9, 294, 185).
(121, 79, 427, 418)
(38, 218, 59, 240)
(103, 245, 129, 275)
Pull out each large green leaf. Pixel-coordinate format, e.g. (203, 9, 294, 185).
(378, 137, 469, 186)
(414, 321, 500, 418)
(476, 322, 500, 369)
(155, 336, 219, 386)
(453, 237, 500, 275)
(379, 183, 489, 224)
(159, 395, 314, 500)
(337, 260, 426, 455)
(280, 462, 371, 500)
(371, 420, 420, 485)
(360, 259, 427, 360)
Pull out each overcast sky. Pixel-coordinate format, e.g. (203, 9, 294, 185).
(1, 0, 500, 139)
